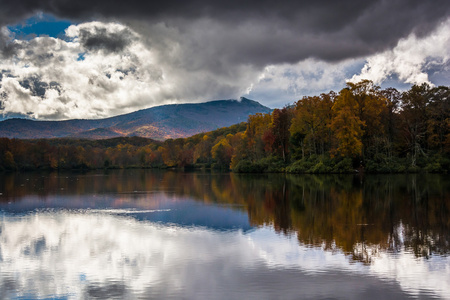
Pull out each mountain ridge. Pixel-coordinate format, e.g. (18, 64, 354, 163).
(0, 98, 271, 140)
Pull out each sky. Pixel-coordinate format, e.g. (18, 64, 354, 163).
(0, 0, 449, 120)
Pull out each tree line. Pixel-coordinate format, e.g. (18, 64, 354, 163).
(0, 80, 449, 173)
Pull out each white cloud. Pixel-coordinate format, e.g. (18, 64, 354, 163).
(246, 58, 362, 107)
(0, 22, 173, 120)
(350, 19, 450, 86)
(0, 20, 262, 120)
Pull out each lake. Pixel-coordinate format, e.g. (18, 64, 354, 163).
(0, 170, 449, 299)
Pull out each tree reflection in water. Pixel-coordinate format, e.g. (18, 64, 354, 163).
(0, 170, 448, 263)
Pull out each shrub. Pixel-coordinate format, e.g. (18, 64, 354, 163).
(332, 158, 353, 173)
(232, 160, 267, 173)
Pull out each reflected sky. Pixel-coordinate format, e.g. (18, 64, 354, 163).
(1, 194, 252, 232)
(1, 210, 448, 299)
(0, 170, 449, 299)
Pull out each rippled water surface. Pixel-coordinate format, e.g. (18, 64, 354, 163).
(0, 170, 449, 299)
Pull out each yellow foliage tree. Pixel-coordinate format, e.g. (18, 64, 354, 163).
(245, 113, 272, 161)
(211, 137, 233, 168)
(330, 88, 365, 158)
(290, 93, 333, 158)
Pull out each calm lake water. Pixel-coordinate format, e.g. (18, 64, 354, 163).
(0, 170, 449, 299)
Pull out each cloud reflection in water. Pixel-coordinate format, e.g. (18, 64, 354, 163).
(0, 208, 448, 299)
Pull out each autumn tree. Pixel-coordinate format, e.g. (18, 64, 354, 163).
(2, 151, 16, 170)
(194, 134, 213, 164)
(230, 132, 247, 170)
(271, 107, 293, 162)
(211, 136, 233, 168)
(379, 87, 401, 159)
(290, 93, 334, 158)
(426, 86, 450, 154)
(400, 83, 431, 167)
(245, 112, 272, 161)
(330, 88, 365, 158)
(179, 143, 195, 167)
(344, 80, 387, 159)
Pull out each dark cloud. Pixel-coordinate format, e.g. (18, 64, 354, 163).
(78, 26, 134, 53)
(0, 33, 23, 58)
(1, 0, 449, 63)
(0, 0, 449, 117)
(49, 81, 62, 93)
(19, 75, 49, 98)
(116, 67, 136, 76)
(15, 74, 62, 99)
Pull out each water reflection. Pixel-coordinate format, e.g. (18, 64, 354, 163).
(1, 211, 448, 299)
(0, 170, 449, 299)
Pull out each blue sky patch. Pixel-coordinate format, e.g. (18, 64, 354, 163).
(8, 13, 72, 40)
(77, 53, 86, 61)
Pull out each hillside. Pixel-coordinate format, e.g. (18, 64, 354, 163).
(0, 98, 271, 140)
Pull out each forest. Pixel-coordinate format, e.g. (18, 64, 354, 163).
(0, 80, 449, 173)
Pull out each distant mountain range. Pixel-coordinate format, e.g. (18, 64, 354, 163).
(0, 98, 271, 140)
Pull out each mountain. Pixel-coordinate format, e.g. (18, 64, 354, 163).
(0, 98, 271, 140)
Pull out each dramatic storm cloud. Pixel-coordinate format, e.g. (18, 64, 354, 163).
(0, 22, 170, 119)
(0, 0, 449, 119)
(350, 19, 450, 86)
